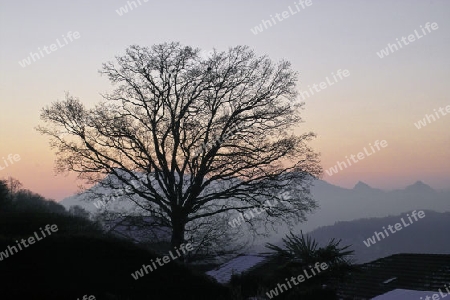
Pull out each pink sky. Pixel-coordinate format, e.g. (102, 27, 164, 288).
(1, 0, 449, 201)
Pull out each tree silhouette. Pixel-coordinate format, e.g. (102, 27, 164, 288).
(37, 42, 322, 254)
(69, 205, 91, 219)
(266, 231, 356, 298)
(0, 177, 22, 211)
(6, 176, 22, 195)
(0, 179, 11, 210)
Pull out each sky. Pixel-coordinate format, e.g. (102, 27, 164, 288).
(0, 0, 449, 201)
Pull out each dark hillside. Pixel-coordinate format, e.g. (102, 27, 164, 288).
(0, 187, 230, 300)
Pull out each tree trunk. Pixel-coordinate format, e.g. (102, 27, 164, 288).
(171, 209, 187, 262)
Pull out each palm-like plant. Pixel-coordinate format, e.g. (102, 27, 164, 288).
(265, 231, 356, 299)
(267, 230, 354, 263)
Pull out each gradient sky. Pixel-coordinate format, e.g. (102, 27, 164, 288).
(1, 0, 449, 201)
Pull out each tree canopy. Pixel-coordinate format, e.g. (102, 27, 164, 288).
(37, 42, 322, 253)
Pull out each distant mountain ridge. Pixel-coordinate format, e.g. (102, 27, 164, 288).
(60, 177, 450, 264)
(306, 210, 450, 263)
(291, 179, 450, 234)
(404, 180, 437, 194)
(60, 178, 450, 235)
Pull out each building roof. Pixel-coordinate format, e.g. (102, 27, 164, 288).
(337, 253, 450, 299)
(206, 254, 269, 284)
(371, 289, 443, 300)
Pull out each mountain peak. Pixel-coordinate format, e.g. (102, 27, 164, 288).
(405, 181, 435, 193)
(353, 181, 372, 190)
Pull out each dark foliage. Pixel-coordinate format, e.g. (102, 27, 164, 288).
(0, 179, 11, 211)
(0, 184, 230, 299)
(230, 231, 356, 299)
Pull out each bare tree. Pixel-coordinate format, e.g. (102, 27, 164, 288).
(68, 205, 91, 219)
(37, 42, 322, 257)
(7, 177, 22, 195)
(0, 179, 11, 209)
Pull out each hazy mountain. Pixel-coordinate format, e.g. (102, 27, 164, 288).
(306, 210, 450, 263)
(292, 179, 450, 234)
(60, 178, 450, 235)
(60, 175, 450, 267)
